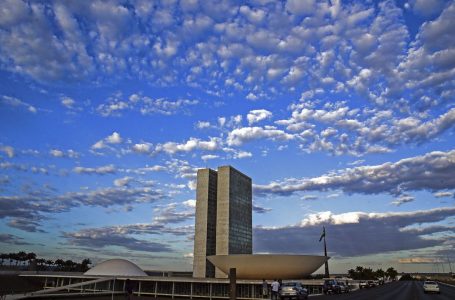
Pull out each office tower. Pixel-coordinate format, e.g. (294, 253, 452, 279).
(193, 166, 252, 278)
(193, 168, 218, 278)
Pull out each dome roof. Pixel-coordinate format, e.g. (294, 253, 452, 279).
(207, 254, 328, 280)
(84, 259, 147, 277)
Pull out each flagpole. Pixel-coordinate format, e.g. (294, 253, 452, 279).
(323, 227, 330, 278)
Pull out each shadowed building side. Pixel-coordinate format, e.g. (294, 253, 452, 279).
(193, 168, 218, 278)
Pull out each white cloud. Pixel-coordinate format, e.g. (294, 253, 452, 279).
(157, 137, 220, 154)
(227, 126, 294, 146)
(196, 121, 210, 129)
(61, 97, 75, 108)
(74, 164, 116, 175)
(0, 146, 14, 158)
(201, 154, 219, 161)
(106, 132, 122, 144)
(132, 143, 152, 154)
(247, 109, 272, 125)
(49, 149, 64, 157)
(114, 176, 133, 187)
(391, 195, 415, 206)
(433, 191, 454, 198)
(255, 149, 455, 197)
(1, 95, 37, 113)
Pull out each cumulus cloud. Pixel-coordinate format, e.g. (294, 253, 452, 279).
(91, 132, 123, 150)
(113, 176, 133, 187)
(49, 149, 79, 158)
(97, 93, 199, 117)
(227, 126, 294, 146)
(0, 145, 15, 158)
(247, 109, 273, 125)
(254, 149, 455, 197)
(254, 206, 455, 257)
(156, 137, 221, 154)
(74, 164, 116, 175)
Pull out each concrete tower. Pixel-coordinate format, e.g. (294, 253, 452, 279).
(193, 168, 218, 278)
(192, 166, 252, 278)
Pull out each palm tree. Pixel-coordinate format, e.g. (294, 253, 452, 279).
(80, 258, 92, 272)
(26, 252, 37, 266)
(46, 259, 54, 270)
(55, 259, 64, 271)
(17, 251, 27, 267)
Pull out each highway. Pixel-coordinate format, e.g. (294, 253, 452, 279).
(314, 281, 455, 300)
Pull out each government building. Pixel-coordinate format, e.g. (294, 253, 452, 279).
(193, 166, 252, 278)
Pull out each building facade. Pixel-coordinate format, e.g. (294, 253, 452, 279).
(193, 166, 252, 278)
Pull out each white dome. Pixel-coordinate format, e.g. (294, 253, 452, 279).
(84, 259, 147, 277)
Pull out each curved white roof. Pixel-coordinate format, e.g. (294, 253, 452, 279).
(84, 259, 147, 277)
(207, 254, 328, 279)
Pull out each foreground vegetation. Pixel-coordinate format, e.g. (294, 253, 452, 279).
(0, 251, 91, 272)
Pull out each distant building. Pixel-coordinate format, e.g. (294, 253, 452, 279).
(193, 166, 252, 278)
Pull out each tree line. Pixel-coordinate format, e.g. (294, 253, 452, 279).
(0, 251, 92, 272)
(348, 266, 398, 280)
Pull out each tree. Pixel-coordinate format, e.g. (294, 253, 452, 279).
(386, 267, 398, 281)
(17, 251, 27, 267)
(46, 259, 54, 270)
(80, 258, 92, 272)
(55, 259, 65, 271)
(375, 268, 385, 280)
(26, 252, 37, 265)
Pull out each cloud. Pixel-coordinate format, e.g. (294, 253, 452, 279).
(247, 109, 273, 125)
(91, 132, 123, 150)
(106, 132, 122, 144)
(61, 97, 75, 108)
(97, 93, 199, 117)
(0, 145, 14, 158)
(254, 206, 455, 257)
(1, 95, 37, 113)
(153, 202, 195, 225)
(49, 149, 79, 158)
(113, 176, 133, 187)
(74, 164, 116, 175)
(131, 143, 153, 154)
(398, 257, 443, 264)
(227, 126, 294, 146)
(255, 149, 455, 197)
(0, 233, 32, 245)
(253, 203, 272, 214)
(196, 121, 211, 129)
(391, 195, 415, 206)
(156, 137, 221, 155)
(63, 227, 173, 253)
(0, 186, 167, 231)
(433, 191, 454, 198)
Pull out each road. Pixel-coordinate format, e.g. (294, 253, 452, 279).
(314, 281, 455, 300)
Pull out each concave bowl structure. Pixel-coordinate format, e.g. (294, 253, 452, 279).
(207, 254, 328, 280)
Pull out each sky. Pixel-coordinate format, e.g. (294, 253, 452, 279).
(0, 0, 454, 274)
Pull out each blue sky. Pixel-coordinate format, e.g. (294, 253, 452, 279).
(1, 0, 454, 274)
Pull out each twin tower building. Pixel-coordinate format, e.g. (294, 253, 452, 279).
(193, 166, 252, 278)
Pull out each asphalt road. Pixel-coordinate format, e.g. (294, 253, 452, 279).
(314, 281, 455, 300)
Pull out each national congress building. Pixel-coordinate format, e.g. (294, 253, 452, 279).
(193, 166, 252, 278)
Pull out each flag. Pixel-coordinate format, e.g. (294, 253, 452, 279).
(319, 226, 326, 242)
